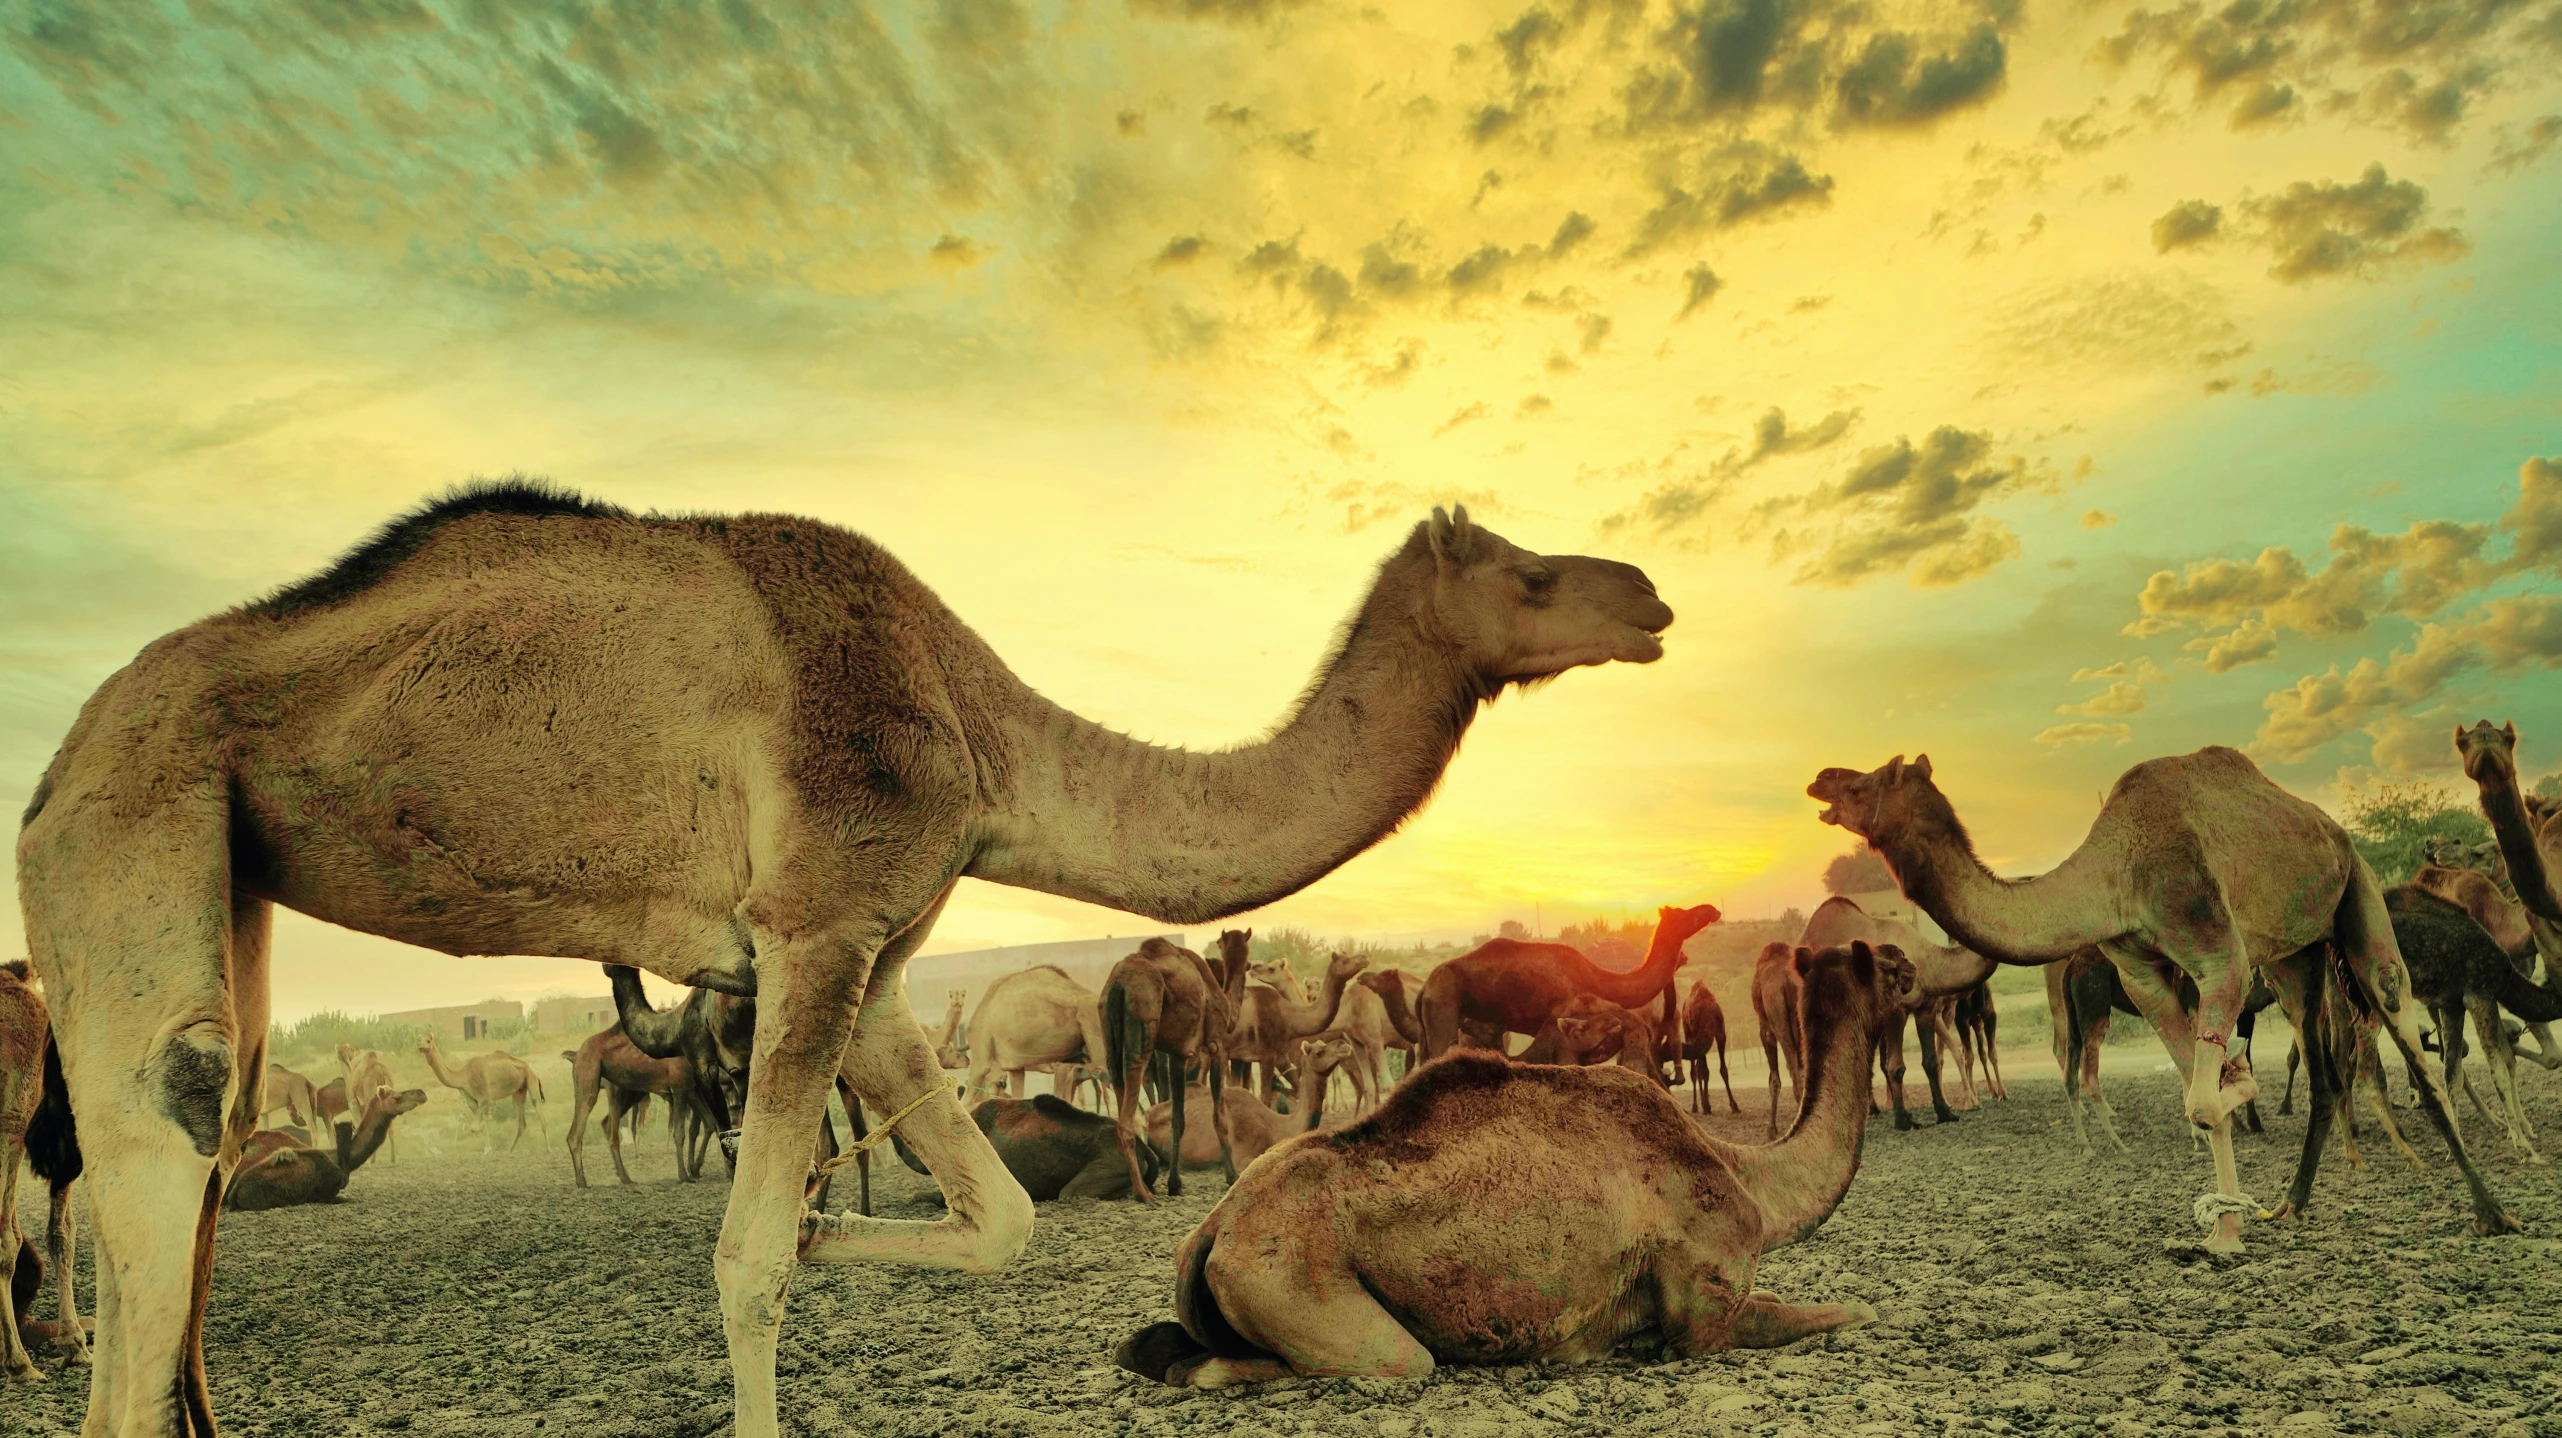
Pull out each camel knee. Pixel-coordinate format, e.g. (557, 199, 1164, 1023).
(954, 1178, 1034, 1274)
(151, 1021, 237, 1158)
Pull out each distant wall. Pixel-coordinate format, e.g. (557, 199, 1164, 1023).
(378, 999, 522, 1043)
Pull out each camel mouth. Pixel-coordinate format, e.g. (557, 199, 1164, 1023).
(1619, 624, 1667, 663)
(1815, 803, 1843, 827)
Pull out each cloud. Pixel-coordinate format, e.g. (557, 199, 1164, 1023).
(1676, 264, 1723, 320)
(2035, 722, 2133, 746)
(2083, 510, 2117, 529)
(2186, 616, 2279, 671)
(2243, 165, 2469, 283)
(2488, 115, 2562, 174)
(1833, 25, 2008, 129)
(1784, 427, 2041, 587)
(1624, 148, 1835, 258)
(1154, 235, 1210, 267)
(1986, 270, 2247, 379)
(1434, 401, 1491, 437)
(2151, 199, 2224, 252)
(2072, 658, 2170, 684)
(2059, 680, 2147, 717)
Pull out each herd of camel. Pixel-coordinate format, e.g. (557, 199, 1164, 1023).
(1, 484, 2557, 1434)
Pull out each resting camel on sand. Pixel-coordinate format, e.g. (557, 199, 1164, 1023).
(419, 1035, 546, 1150)
(962, 964, 1110, 1106)
(1417, 904, 1722, 1062)
(891, 1094, 1161, 1202)
(1808, 748, 2517, 1252)
(1679, 980, 1740, 1115)
(563, 1028, 703, 1187)
(225, 1089, 426, 1211)
(1235, 950, 1368, 1105)
(1116, 941, 1907, 1388)
(260, 1062, 320, 1130)
(1147, 1080, 1300, 1172)
(3, 962, 88, 1383)
(1798, 897, 1972, 1129)
(13, 486, 1668, 1436)
(931, 989, 969, 1072)
(1103, 938, 1239, 1200)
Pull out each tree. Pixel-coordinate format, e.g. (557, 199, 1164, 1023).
(1822, 846, 1896, 896)
(1497, 919, 1530, 941)
(2339, 780, 2491, 887)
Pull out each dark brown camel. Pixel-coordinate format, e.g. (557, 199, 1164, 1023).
(1519, 994, 1664, 1082)
(1416, 904, 1721, 1061)
(563, 1029, 706, 1187)
(1680, 980, 1740, 1115)
(1750, 941, 1805, 1138)
(2, 962, 86, 1382)
(1951, 981, 2004, 1102)
(224, 1088, 427, 1211)
(1101, 937, 1237, 1201)
(890, 1094, 1163, 1202)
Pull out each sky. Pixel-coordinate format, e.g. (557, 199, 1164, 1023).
(4, 0, 2560, 1021)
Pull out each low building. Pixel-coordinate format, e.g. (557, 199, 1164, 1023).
(378, 998, 522, 1043)
(534, 994, 620, 1035)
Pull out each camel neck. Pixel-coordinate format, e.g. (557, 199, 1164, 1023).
(1728, 970, 1877, 1248)
(2473, 762, 2562, 930)
(418, 1044, 464, 1090)
(609, 965, 687, 1059)
(1275, 967, 1357, 1034)
(1880, 794, 2122, 965)
(340, 1111, 397, 1172)
(1574, 912, 1703, 1008)
(1910, 939, 1995, 998)
(964, 544, 1492, 923)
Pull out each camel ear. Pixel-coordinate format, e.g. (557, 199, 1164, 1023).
(2506, 721, 2518, 742)
(1910, 754, 1932, 782)
(1427, 505, 1482, 567)
(1792, 945, 1815, 979)
(1883, 755, 1906, 785)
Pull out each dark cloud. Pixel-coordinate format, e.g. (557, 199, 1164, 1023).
(1624, 148, 1833, 257)
(1445, 243, 1520, 296)
(2229, 80, 2297, 126)
(1359, 243, 1425, 300)
(1517, 393, 1554, 416)
(1833, 24, 2007, 129)
(1130, 0, 1309, 23)
(2150, 198, 2223, 251)
(1154, 234, 1209, 267)
(1786, 427, 2038, 587)
(1434, 401, 1492, 436)
(2244, 164, 2468, 282)
(2488, 114, 2562, 173)
(1576, 312, 1613, 353)
(1675, 263, 1722, 319)
(1597, 404, 1860, 540)
(1547, 210, 1596, 256)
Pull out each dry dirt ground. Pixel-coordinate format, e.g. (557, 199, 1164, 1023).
(7, 1049, 2560, 1438)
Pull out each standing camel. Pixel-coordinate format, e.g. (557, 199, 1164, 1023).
(930, 990, 969, 1072)
(1750, 941, 1806, 1138)
(562, 1028, 702, 1187)
(1102, 938, 1239, 1201)
(961, 965, 1111, 1106)
(1234, 950, 1369, 1105)
(337, 1045, 397, 1163)
(1797, 897, 1969, 1128)
(418, 1035, 546, 1150)
(260, 1062, 320, 1130)
(3, 961, 88, 1383)
(1679, 980, 1739, 1115)
(13, 486, 1668, 1437)
(1807, 748, 2516, 1252)
(1417, 904, 1721, 1061)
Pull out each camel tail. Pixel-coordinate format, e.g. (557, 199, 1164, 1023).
(27, 1026, 84, 1186)
(1103, 979, 1149, 1097)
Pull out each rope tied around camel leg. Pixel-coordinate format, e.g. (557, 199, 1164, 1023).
(2193, 1191, 2263, 1228)
(712, 1081, 959, 1177)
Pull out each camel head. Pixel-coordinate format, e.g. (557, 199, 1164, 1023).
(1657, 903, 1722, 946)
(1246, 956, 1294, 989)
(1297, 1032, 1358, 1080)
(1792, 939, 1907, 1034)
(1409, 505, 1671, 683)
(1554, 1010, 1616, 1061)
(1323, 950, 1372, 984)
(2458, 720, 2521, 786)
(1807, 754, 1944, 851)
(365, 1087, 429, 1123)
(336, 1042, 356, 1065)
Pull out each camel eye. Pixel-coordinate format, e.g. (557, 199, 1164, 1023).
(1518, 568, 1557, 599)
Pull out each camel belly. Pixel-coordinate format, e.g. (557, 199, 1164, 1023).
(1354, 1222, 1659, 1363)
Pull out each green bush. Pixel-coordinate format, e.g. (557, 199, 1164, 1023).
(2339, 779, 2490, 887)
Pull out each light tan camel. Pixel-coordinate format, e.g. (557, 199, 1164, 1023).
(419, 1035, 547, 1151)
(1808, 748, 2517, 1251)
(1524, 995, 1664, 1082)
(963, 965, 1110, 1105)
(1679, 980, 1740, 1115)
(1749, 941, 1804, 1138)
(3, 961, 88, 1384)
(1145, 1082, 1298, 1172)
(1116, 941, 1906, 1388)
(1235, 951, 1368, 1104)
(13, 486, 1667, 1437)
(1798, 897, 1973, 1129)
(931, 990, 968, 1072)
(1326, 975, 1411, 1117)
(260, 1062, 319, 1129)
(1102, 938, 1239, 1201)
(336, 1044, 396, 1163)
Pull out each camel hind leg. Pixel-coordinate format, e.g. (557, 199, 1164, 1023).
(2333, 862, 2518, 1234)
(1171, 1224, 1433, 1385)
(2468, 994, 2543, 1162)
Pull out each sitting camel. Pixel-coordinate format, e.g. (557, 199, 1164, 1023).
(418, 1035, 547, 1151)
(1417, 904, 1721, 1061)
(1679, 980, 1740, 1115)
(1101, 937, 1241, 1201)
(1749, 941, 1805, 1138)
(1115, 941, 1907, 1388)
(1146, 1080, 1300, 1173)
(1808, 748, 2516, 1252)
(336, 1045, 397, 1164)
(2, 961, 87, 1382)
(890, 1094, 1160, 1202)
(1520, 994, 1664, 1083)
(962, 964, 1111, 1106)
(261, 1063, 320, 1130)
(226, 1089, 427, 1211)
(563, 1028, 704, 1187)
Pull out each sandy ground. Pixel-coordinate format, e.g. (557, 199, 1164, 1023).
(7, 1044, 2560, 1438)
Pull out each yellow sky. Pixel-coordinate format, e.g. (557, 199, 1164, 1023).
(5, 0, 2560, 1018)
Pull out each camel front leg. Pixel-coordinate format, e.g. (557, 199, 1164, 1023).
(2108, 945, 2249, 1253)
(1914, 1011, 1960, 1124)
(47, 1177, 91, 1365)
(1876, 1011, 1914, 1131)
(2469, 995, 2545, 1163)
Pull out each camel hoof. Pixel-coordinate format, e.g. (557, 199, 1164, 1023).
(4, 1361, 41, 1388)
(1117, 1322, 1200, 1383)
(1934, 1109, 1961, 1125)
(2474, 1208, 2526, 1237)
(1892, 1113, 1916, 1132)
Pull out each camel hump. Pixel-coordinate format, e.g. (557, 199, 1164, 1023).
(245, 478, 631, 618)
